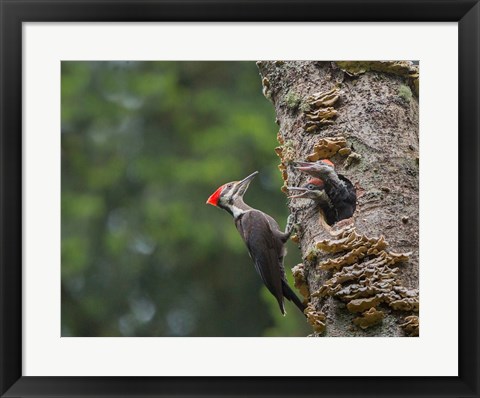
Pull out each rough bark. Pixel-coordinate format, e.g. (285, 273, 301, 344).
(257, 61, 419, 337)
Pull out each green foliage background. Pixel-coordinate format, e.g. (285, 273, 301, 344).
(61, 61, 309, 337)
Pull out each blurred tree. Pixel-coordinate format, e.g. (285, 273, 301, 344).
(61, 61, 310, 337)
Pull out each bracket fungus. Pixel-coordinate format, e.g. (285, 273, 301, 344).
(290, 233, 300, 244)
(307, 87, 340, 107)
(335, 61, 419, 96)
(346, 296, 382, 313)
(304, 303, 326, 333)
(338, 147, 351, 156)
(316, 228, 384, 253)
(275, 137, 297, 194)
(304, 136, 360, 168)
(304, 87, 340, 133)
(262, 76, 272, 100)
(343, 152, 362, 168)
(310, 226, 418, 330)
(276, 131, 284, 145)
(353, 307, 385, 329)
(292, 263, 310, 299)
(306, 136, 347, 161)
(400, 315, 419, 337)
(389, 297, 419, 312)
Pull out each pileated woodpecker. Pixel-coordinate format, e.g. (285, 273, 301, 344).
(294, 160, 356, 222)
(206, 171, 306, 316)
(287, 178, 337, 225)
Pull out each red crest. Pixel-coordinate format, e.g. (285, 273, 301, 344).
(320, 159, 335, 168)
(307, 178, 325, 188)
(206, 185, 225, 206)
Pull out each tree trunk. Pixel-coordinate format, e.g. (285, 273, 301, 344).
(257, 61, 419, 337)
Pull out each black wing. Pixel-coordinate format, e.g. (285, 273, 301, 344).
(338, 175, 357, 219)
(235, 210, 286, 314)
(325, 174, 357, 221)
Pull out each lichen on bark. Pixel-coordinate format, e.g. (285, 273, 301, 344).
(257, 61, 419, 337)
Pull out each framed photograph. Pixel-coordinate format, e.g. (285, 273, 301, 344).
(1, 0, 479, 397)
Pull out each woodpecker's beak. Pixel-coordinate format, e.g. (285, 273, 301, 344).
(233, 171, 258, 198)
(294, 161, 316, 172)
(295, 161, 335, 178)
(286, 186, 310, 199)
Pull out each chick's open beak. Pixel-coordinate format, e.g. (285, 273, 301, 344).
(286, 186, 310, 199)
(294, 161, 316, 172)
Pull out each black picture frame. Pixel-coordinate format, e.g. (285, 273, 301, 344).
(1, 1, 479, 397)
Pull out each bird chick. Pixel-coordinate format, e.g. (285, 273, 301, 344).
(294, 159, 357, 223)
(287, 178, 337, 226)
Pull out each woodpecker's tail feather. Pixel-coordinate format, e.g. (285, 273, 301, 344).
(277, 298, 287, 316)
(282, 280, 307, 317)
